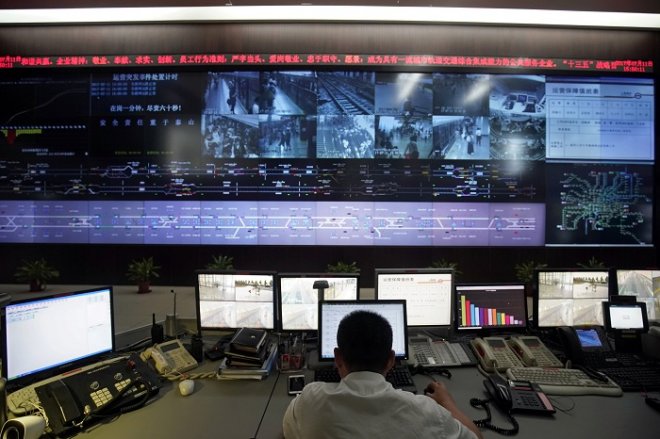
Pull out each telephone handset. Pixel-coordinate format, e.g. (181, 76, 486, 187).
(484, 375, 555, 414)
(507, 336, 563, 368)
(141, 339, 198, 375)
(470, 337, 523, 372)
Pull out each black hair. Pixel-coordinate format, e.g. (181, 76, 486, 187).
(336, 310, 393, 373)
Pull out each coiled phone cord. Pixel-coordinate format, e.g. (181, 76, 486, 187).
(469, 397, 519, 436)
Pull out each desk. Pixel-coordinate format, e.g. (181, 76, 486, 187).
(60, 364, 660, 439)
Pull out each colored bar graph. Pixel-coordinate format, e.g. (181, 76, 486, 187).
(463, 296, 523, 327)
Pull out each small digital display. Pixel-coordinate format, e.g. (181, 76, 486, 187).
(576, 329, 603, 348)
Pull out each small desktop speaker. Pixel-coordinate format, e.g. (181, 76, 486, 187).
(1, 416, 46, 439)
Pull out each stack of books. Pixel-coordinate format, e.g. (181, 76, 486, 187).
(217, 328, 278, 380)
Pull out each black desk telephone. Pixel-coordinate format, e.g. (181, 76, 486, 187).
(484, 375, 555, 415)
(35, 353, 161, 437)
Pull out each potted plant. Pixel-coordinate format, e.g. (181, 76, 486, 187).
(206, 254, 234, 270)
(326, 260, 359, 273)
(14, 258, 60, 292)
(577, 257, 606, 269)
(514, 260, 547, 296)
(430, 258, 462, 278)
(126, 257, 160, 294)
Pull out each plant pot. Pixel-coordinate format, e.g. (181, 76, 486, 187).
(137, 281, 151, 294)
(29, 280, 44, 292)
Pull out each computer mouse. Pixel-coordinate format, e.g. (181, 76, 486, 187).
(178, 379, 195, 396)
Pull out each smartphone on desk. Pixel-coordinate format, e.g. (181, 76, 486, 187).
(288, 375, 306, 395)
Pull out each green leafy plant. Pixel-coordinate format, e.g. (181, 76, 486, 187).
(430, 259, 462, 276)
(206, 255, 234, 270)
(514, 260, 548, 284)
(577, 257, 606, 269)
(14, 258, 60, 292)
(126, 257, 160, 293)
(326, 261, 359, 273)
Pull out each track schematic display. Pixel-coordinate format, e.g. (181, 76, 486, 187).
(0, 68, 654, 247)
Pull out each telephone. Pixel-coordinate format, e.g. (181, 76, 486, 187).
(470, 337, 523, 372)
(556, 326, 616, 367)
(507, 336, 563, 368)
(484, 375, 555, 414)
(34, 353, 161, 437)
(141, 339, 198, 375)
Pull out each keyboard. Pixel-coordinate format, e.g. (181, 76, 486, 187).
(314, 365, 417, 393)
(597, 366, 660, 391)
(506, 367, 622, 397)
(7, 356, 127, 415)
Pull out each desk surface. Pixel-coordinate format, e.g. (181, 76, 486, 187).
(73, 361, 660, 439)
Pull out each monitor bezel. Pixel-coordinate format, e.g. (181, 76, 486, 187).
(317, 299, 409, 363)
(533, 267, 611, 329)
(454, 282, 528, 332)
(373, 267, 454, 327)
(194, 269, 277, 332)
(0, 286, 115, 391)
(603, 301, 649, 332)
(614, 268, 659, 322)
(276, 272, 361, 332)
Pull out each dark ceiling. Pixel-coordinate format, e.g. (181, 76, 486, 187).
(0, 0, 658, 13)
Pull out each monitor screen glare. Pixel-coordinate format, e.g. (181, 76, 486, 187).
(318, 301, 408, 361)
(616, 269, 660, 321)
(375, 270, 453, 326)
(455, 284, 527, 330)
(279, 274, 359, 331)
(196, 272, 275, 330)
(536, 270, 610, 327)
(2, 287, 114, 383)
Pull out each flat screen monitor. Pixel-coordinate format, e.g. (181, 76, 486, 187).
(1, 286, 115, 389)
(603, 301, 648, 331)
(535, 269, 610, 328)
(374, 268, 453, 327)
(195, 271, 276, 331)
(318, 300, 408, 362)
(615, 269, 660, 321)
(277, 272, 360, 331)
(455, 283, 527, 331)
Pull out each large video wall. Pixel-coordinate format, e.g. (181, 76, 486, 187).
(0, 66, 654, 247)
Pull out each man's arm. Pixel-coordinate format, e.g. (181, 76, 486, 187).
(425, 381, 484, 439)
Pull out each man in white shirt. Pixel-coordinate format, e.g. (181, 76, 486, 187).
(282, 310, 483, 439)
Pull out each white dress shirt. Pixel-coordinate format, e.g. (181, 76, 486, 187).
(283, 371, 478, 439)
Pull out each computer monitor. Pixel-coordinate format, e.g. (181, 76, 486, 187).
(277, 272, 360, 331)
(1, 286, 115, 389)
(455, 283, 527, 331)
(534, 269, 610, 328)
(195, 271, 276, 331)
(374, 268, 453, 327)
(603, 301, 648, 332)
(318, 300, 408, 362)
(615, 269, 659, 321)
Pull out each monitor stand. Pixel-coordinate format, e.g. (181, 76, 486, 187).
(613, 330, 643, 353)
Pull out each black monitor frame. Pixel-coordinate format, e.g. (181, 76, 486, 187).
(276, 272, 360, 332)
(194, 270, 277, 332)
(603, 301, 649, 332)
(454, 282, 528, 333)
(614, 268, 659, 322)
(374, 267, 454, 327)
(1, 286, 115, 391)
(534, 268, 611, 329)
(317, 299, 409, 363)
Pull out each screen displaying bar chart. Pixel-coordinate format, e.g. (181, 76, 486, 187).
(456, 284, 527, 330)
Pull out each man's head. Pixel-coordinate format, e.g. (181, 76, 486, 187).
(334, 310, 395, 375)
